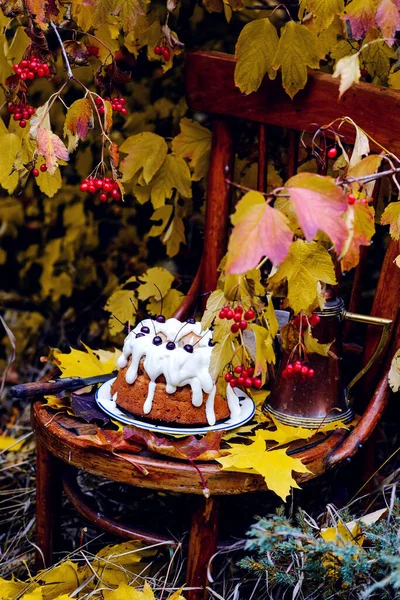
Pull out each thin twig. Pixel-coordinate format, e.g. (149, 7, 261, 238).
(339, 166, 400, 186)
(50, 21, 73, 79)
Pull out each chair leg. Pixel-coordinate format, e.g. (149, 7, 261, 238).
(35, 440, 63, 571)
(186, 496, 219, 600)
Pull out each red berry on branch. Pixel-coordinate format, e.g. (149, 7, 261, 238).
(80, 182, 89, 192)
(237, 376, 245, 385)
(226, 309, 234, 320)
(121, 107, 128, 115)
(286, 363, 294, 373)
(111, 188, 121, 200)
(234, 365, 242, 374)
(294, 361, 302, 373)
(307, 368, 315, 379)
(239, 320, 248, 330)
(224, 372, 233, 382)
(309, 314, 320, 327)
(231, 323, 239, 334)
(234, 306, 243, 314)
(327, 147, 337, 159)
(252, 377, 262, 389)
(95, 178, 103, 189)
(229, 379, 236, 388)
(88, 183, 96, 194)
(162, 47, 171, 61)
(32, 168, 39, 177)
(40, 164, 47, 172)
(348, 193, 356, 205)
(301, 366, 309, 376)
(233, 313, 242, 323)
(19, 120, 26, 128)
(99, 193, 107, 202)
(244, 377, 253, 387)
(154, 46, 162, 56)
(282, 369, 288, 379)
(244, 309, 255, 320)
(247, 367, 254, 377)
(360, 68, 368, 77)
(241, 369, 248, 377)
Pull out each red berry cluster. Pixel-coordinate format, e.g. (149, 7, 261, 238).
(95, 96, 127, 116)
(218, 305, 256, 334)
(327, 147, 337, 159)
(224, 366, 262, 389)
(282, 360, 314, 382)
(12, 57, 50, 81)
(292, 313, 320, 328)
(7, 101, 35, 128)
(32, 164, 47, 177)
(348, 192, 370, 206)
(154, 46, 171, 61)
(80, 176, 121, 201)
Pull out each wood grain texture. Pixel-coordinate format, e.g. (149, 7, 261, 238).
(202, 119, 234, 297)
(32, 402, 350, 494)
(186, 497, 219, 600)
(185, 51, 400, 154)
(35, 441, 63, 570)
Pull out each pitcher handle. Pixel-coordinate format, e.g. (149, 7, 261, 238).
(344, 312, 392, 405)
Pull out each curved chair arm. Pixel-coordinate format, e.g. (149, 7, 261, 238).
(173, 257, 203, 321)
(326, 372, 391, 468)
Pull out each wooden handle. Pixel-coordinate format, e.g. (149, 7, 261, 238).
(9, 377, 86, 398)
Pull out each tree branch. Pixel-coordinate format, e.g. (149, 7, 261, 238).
(50, 21, 73, 79)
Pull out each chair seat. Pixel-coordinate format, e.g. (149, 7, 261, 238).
(32, 400, 350, 496)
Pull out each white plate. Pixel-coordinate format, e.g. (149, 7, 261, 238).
(95, 377, 256, 435)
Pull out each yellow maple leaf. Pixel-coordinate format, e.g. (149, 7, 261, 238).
(389, 68, 400, 89)
(102, 583, 153, 600)
(299, 0, 344, 33)
(361, 37, 396, 80)
(268, 240, 336, 314)
(146, 288, 184, 318)
(120, 132, 168, 184)
(171, 118, 212, 181)
(167, 588, 186, 600)
(381, 201, 400, 240)
(20, 588, 43, 600)
(163, 212, 186, 257)
(272, 21, 320, 99)
(0, 435, 25, 452)
(234, 18, 279, 94)
(0, 576, 27, 599)
(333, 53, 361, 98)
(35, 561, 79, 600)
(136, 266, 175, 301)
(148, 206, 173, 237)
(50, 345, 118, 378)
(105, 289, 137, 335)
(63, 99, 94, 152)
(347, 154, 382, 195)
(133, 154, 192, 209)
(217, 431, 311, 500)
(201, 289, 226, 330)
(321, 519, 363, 547)
(303, 327, 333, 356)
(0, 133, 21, 191)
(210, 333, 234, 379)
(35, 157, 62, 198)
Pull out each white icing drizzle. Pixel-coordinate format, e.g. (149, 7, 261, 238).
(117, 317, 238, 425)
(226, 384, 242, 420)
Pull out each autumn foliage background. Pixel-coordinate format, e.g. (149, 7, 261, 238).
(0, 0, 400, 596)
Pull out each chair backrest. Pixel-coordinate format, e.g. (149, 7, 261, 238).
(181, 50, 400, 384)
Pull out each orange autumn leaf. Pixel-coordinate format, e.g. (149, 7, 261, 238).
(63, 98, 94, 152)
(37, 128, 69, 174)
(341, 203, 375, 271)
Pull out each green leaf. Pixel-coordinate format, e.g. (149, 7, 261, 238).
(120, 132, 168, 184)
(272, 21, 320, 99)
(234, 18, 279, 94)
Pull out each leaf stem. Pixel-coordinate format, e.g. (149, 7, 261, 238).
(50, 21, 73, 79)
(339, 166, 400, 186)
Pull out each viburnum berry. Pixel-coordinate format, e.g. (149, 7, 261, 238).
(230, 323, 240, 334)
(234, 306, 243, 314)
(244, 309, 256, 321)
(154, 45, 171, 61)
(239, 320, 248, 331)
(252, 377, 262, 389)
(87, 45, 100, 57)
(226, 309, 234, 320)
(40, 164, 47, 173)
(234, 366, 243, 374)
(7, 101, 35, 127)
(327, 147, 338, 159)
(360, 68, 368, 77)
(224, 372, 233, 382)
(32, 168, 39, 177)
(237, 376, 245, 385)
(282, 360, 314, 383)
(309, 313, 320, 327)
(154, 46, 162, 56)
(97, 96, 128, 117)
(233, 313, 242, 323)
(80, 176, 122, 202)
(244, 377, 253, 387)
(348, 193, 356, 205)
(12, 56, 50, 82)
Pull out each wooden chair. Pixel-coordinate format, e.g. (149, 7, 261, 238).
(32, 51, 400, 600)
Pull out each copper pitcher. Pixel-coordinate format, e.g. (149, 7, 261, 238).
(263, 297, 392, 429)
